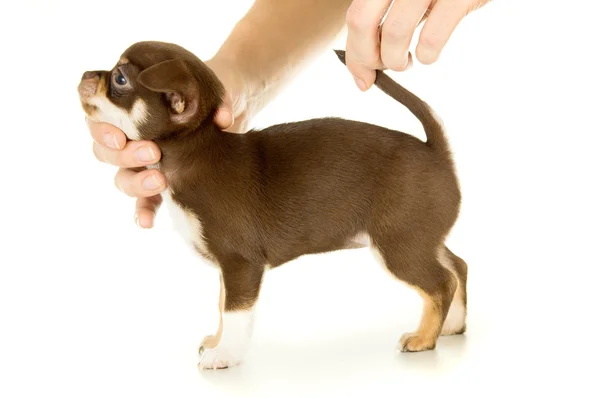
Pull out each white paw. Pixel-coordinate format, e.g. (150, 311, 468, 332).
(197, 310, 254, 370)
(198, 344, 244, 370)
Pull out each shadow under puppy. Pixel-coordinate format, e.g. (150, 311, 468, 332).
(78, 41, 468, 370)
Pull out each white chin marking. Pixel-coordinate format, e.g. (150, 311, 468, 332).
(87, 96, 147, 141)
(198, 309, 255, 370)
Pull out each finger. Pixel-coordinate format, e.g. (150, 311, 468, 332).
(416, 0, 470, 65)
(214, 89, 235, 131)
(114, 167, 167, 198)
(345, 0, 391, 90)
(419, 8, 432, 26)
(226, 113, 249, 134)
(87, 119, 127, 150)
(92, 139, 161, 168)
(214, 106, 234, 131)
(134, 195, 162, 229)
(380, 0, 431, 71)
(204, 57, 236, 131)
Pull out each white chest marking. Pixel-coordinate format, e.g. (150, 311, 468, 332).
(160, 189, 215, 264)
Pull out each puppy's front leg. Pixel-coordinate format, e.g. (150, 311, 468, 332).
(198, 261, 265, 370)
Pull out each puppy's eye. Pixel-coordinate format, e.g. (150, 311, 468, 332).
(115, 74, 127, 85)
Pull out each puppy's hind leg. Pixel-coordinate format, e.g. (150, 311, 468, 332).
(198, 259, 265, 370)
(439, 246, 468, 335)
(371, 238, 457, 352)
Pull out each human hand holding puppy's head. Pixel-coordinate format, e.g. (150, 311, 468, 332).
(78, 41, 225, 142)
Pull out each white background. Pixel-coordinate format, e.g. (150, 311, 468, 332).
(1, 0, 599, 397)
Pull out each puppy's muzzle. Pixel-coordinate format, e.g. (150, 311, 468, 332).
(78, 71, 100, 100)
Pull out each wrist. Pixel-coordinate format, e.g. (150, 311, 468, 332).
(207, 47, 267, 124)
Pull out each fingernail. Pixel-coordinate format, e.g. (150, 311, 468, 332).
(135, 146, 156, 163)
(103, 133, 119, 149)
(353, 75, 367, 91)
(143, 175, 162, 191)
(134, 213, 140, 227)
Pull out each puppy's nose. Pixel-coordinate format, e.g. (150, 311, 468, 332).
(78, 71, 100, 99)
(81, 71, 99, 81)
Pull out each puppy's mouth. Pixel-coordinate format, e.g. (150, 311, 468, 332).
(78, 72, 103, 117)
(81, 102, 99, 118)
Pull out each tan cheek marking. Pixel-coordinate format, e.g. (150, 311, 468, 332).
(96, 75, 107, 96)
(81, 102, 97, 116)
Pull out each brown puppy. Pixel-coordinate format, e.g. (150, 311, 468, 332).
(78, 41, 468, 370)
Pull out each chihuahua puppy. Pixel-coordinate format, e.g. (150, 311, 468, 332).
(78, 41, 468, 370)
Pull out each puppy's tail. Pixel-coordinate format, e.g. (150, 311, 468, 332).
(334, 50, 449, 155)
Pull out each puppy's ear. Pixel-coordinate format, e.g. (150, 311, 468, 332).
(137, 58, 199, 124)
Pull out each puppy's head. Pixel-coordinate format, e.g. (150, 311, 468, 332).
(78, 41, 224, 141)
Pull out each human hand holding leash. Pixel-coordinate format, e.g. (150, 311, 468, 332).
(345, 0, 491, 90)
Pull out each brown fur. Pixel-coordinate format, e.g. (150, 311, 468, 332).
(78, 41, 468, 354)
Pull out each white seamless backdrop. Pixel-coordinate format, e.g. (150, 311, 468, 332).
(0, 1, 598, 397)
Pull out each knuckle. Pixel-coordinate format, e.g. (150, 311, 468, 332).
(347, 50, 382, 71)
(416, 47, 438, 64)
(385, 59, 409, 72)
(115, 169, 139, 197)
(346, 2, 378, 32)
(121, 148, 138, 167)
(365, 53, 384, 69)
(381, 50, 409, 71)
(419, 32, 443, 49)
(382, 19, 410, 43)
